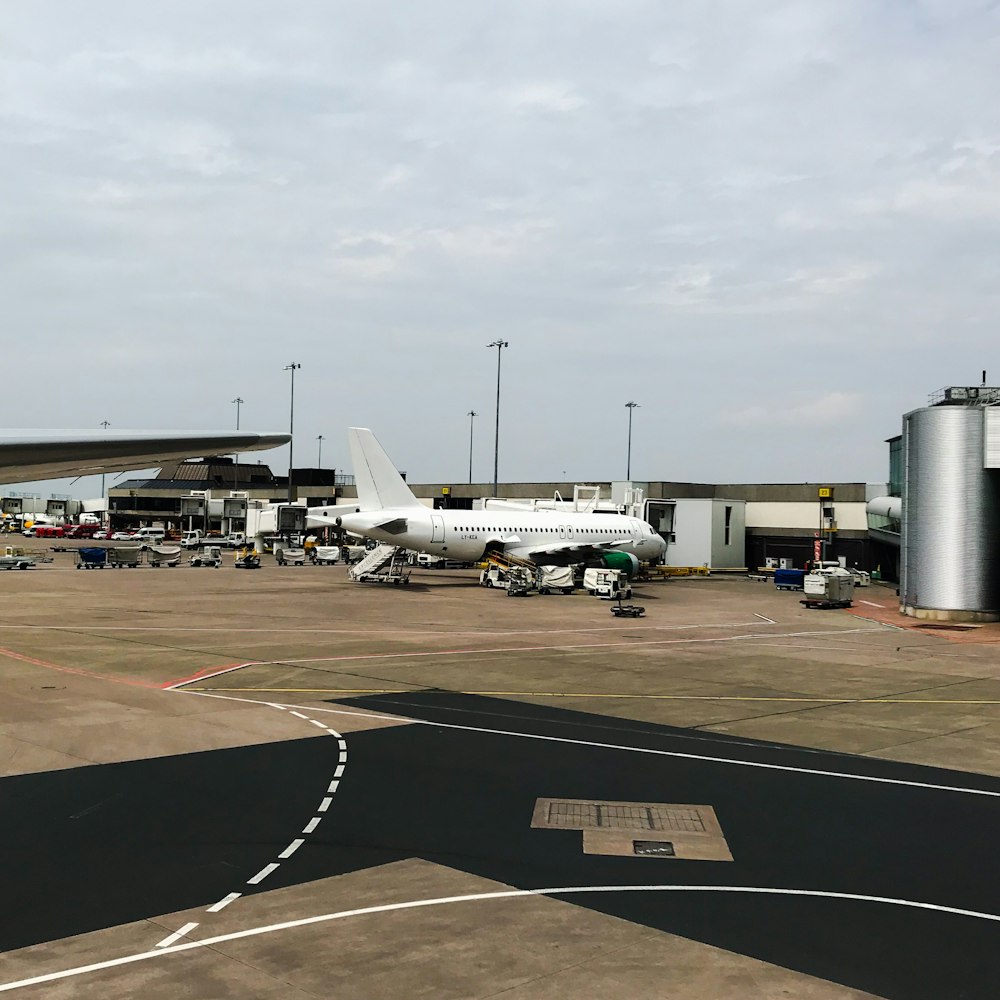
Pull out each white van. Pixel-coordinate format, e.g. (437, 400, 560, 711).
(131, 527, 166, 545)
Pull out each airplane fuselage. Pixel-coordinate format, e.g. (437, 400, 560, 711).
(331, 506, 667, 564)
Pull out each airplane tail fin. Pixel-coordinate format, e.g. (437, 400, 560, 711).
(348, 428, 423, 511)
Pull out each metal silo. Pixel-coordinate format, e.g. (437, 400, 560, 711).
(901, 404, 1000, 617)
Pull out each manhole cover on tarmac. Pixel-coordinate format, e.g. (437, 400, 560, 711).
(532, 798, 732, 861)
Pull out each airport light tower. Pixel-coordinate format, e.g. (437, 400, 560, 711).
(626, 401, 639, 480)
(487, 340, 508, 497)
(317, 433, 324, 467)
(467, 410, 477, 484)
(283, 363, 301, 503)
(99, 420, 110, 507)
(232, 397, 244, 466)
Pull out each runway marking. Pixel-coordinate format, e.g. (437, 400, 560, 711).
(0, 647, 158, 689)
(184, 691, 1000, 799)
(334, 764, 345, 778)
(279, 839, 304, 859)
(154, 922, 198, 948)
(318, 797, 333, 812)
(247, 863, 280, 885)
(328, 780, 339, 792)
(8, 884, 1000, 992)
(182, 627, 888, 681)
(753, 613, 777, 624)
(206, 893, 241, 913)
(290, 711, 309, 719)
(303, 817, 321, 834)
(199, 687, 1000, 706)
(0, 620, 768, 637)
(309, 718, 327, 729)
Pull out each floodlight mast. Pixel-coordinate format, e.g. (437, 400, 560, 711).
(487, 341, 508, 497)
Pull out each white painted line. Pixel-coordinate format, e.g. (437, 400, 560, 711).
(859, 600, 885, 608)
(288, 699, 1000, 799)
(9, 885, 1000, 992)
(309, 719, 327, 729)
(334, 764, 345, 779)
(185, 687, 1000, 799)
(290, 711, 309, 720)
(338, 750, 348, 764)
(155, 922, 198, 948)
(247, 863, 280, 885)
(317, 797, 333, 812)
(753, 613, 777, 624)
(206, 893, 241, 913)
(302, 817, 321, 834)
(328, 780, 339, 793)
(279, 839, 304, 859)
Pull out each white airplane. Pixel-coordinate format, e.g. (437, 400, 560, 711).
(0, 430, 291, 485)
(308, 428, 667, 572)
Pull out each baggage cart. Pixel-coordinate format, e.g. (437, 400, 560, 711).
(75, 547, 108, 570)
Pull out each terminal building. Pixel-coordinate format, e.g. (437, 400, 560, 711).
(8, 459, 879, 576)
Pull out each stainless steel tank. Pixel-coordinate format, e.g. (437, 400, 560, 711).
(901, 405, 1000, 615)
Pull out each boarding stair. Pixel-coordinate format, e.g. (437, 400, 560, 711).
(485, 550, 536, 572)
(349, 544, 410, 584)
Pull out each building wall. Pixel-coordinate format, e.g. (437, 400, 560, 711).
(745, 501, 868, 531)
(711, 499, 747, 568)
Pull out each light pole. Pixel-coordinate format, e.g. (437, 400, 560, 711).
(99, 420, 110, 507)
(467, 410, 477, 484)
(486, 340, 508, 497)
(317, 434, 324, 467)
(625, 401, 639, 480)
(283, 363, 301, 503)
(232, 397, 244, 466)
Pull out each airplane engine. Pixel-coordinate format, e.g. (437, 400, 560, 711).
(599, 551, 640, 578)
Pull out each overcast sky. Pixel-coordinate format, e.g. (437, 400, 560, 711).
(4, 0, 999, 496)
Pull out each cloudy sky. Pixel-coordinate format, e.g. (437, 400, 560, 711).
(4, 0, 999, 496)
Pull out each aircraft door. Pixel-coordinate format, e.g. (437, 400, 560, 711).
(431, 515, 445, 544)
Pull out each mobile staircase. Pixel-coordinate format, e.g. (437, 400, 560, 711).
(349, 544, 410, 585)
(482, 550, 538, 592)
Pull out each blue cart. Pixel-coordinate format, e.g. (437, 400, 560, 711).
(76, 547, 108, 569)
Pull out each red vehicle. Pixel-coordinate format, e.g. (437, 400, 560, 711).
(34, 525, 65, 538)
(65, 524, 103, 539)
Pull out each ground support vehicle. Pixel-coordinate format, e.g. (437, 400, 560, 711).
(537, 565, 574, 595)
(611, 601, 646, 618)
(147, 545, 181, 567)
(1, 546, 38, 570)
(189, 546, 222, 568)
(506, 566, 536, 597)
(774, 568, 806, 591)
(583, 568, 633, 601)
(800, 567, 855, 609)
(350, 544, 410, 584)
(234, 546, 261, 569)
(75, 547, 108, 570)
(275, 546, 306, 566)
(341, 544, 367, 564)
(309, 546, 341, 565)
(108, 546, 142, 568)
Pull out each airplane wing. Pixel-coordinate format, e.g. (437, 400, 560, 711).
(504, 538, 631, 563)
(0, 430, 291, 485)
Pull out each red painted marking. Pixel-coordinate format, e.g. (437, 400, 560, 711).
(0, 647, 159, 689)
(160, 662, 249, 690)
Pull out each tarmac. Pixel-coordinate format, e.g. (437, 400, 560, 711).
(2, 544, 1000, 998)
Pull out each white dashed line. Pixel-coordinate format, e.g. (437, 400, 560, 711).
(290, 711, 309, 719)
(753, 613, 777, 624)
(328, 780, 339, 793)
(155, 922, 198, 948)
(247, 863, 280, 885)
(303, 817, 321, 834)
(859, 600, 885, 608)
(318, 797, 333, 812)
(334, 764, 345, 778)
(279, 839, 304, 859)
(206, 893, 241, 913)
(309, 719, 327, 729)
(339, 750, 348, 764)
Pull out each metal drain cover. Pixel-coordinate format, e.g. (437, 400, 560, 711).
(634, 840, 676, 857)
(532, 798, 733, 862)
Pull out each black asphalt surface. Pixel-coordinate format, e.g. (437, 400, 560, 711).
(3, 691, 1000, 999)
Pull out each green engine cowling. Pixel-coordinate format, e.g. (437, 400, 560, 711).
(600, 551, 640, 578)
